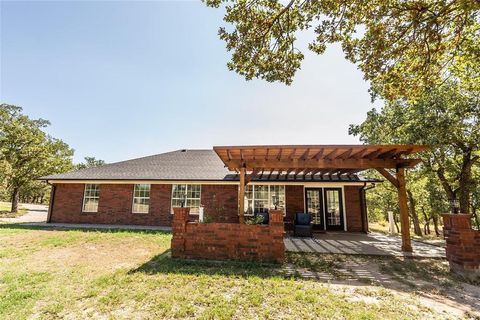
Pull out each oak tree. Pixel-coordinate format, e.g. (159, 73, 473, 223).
(206, 0, 479, 100)
(0, 104, 74, 212)
(349, 83, 480, 214)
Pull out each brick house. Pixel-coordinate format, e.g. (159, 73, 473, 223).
(42, 148, 381, 232)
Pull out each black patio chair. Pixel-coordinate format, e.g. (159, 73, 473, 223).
(294, 212, 312, 237)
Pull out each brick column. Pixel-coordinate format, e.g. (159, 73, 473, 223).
(269, 210, 285, 263)
(442, 213, 480, 281)
(171, 207, 190, 258)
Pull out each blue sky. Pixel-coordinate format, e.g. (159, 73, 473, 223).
(1, 1, 379, 163)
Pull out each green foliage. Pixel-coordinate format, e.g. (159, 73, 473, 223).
(205, 0, 480, 101)
(365, 174, 398, 223)
(245, 214, 265, 225)
(0, 104, 74, 211)
(75, 156, 106, 170)
(350, 83, 480, 215)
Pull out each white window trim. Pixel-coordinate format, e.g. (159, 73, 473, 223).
(244, 184, 286, 216)
(132, 184, 151, 214)
(82, 184, 100, 213)
(171, 184, 202, 215)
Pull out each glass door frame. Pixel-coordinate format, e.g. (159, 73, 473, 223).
(323, 187, 345, 231)
(304, 188, 325, 230)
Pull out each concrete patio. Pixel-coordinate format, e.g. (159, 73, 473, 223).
(285, 232, 446, 258)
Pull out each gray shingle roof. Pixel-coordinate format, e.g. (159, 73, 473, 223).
(41, 149, 379, 182)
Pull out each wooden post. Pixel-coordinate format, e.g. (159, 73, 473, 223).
(239, 167, 246, 224)
(396, 167, 412, 252)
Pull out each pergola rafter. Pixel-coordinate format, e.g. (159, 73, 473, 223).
(214, 144, 427, 252)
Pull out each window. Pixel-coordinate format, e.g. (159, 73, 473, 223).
(245, 185, 285, 216)
(82, 184, 100, 212)
(171, 184, 201, 214)
(132, 184, 150, 213)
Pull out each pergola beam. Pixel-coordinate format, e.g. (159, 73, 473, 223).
(375, 167, 411, 252)
(396, 167, 412, 252)
(351, 148, 368, 159)
(337, 149, 353, 160)
(224, 158, 420, 171)
(375, 168, 399, 188)
(238, 167, 246, 224)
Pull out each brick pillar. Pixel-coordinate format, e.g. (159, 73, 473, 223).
(171, 207, 190, 258)
(442, 213, 480, 281)
(269, 210, 285, 263)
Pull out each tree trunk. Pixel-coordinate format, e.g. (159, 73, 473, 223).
(11, 187, 19, 213)
(435, 167, 456, 204)
(432, 214, 440, 237)
(394, 213, 400, 233)
(421, 207, 430, 235)
(407, 189, 422, 236)
(458, 152, 474, 214)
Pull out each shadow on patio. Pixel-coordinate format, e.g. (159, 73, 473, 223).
(285, 232, 446, 258)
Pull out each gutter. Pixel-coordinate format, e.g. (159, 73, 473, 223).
(359, 182, 376, 233)
(45, 180, 55, 223)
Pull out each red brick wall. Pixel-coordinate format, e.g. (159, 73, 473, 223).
(285, 185, 304, 229)
(50, 183, 172, 226)
(49, 182, 367, 232)
(171, 208, 285, 263)
(442, 214, 480, 280)
(201, 184, 239, 223)
(344, 186, 366, 232)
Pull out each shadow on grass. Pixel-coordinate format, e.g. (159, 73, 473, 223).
(130, 250, 282, 279)
(131, 250, 480, 314)
(0, 223, 172, 235)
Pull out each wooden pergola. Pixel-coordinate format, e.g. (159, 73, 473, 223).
(213, 144, 427, 252)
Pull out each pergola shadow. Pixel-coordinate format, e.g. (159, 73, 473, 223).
(129, 248, 479, 314)
(284, 232, 446, 258)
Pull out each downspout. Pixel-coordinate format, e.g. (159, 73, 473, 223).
(46, 180, 56, 223)
(360, 182, 376, 233)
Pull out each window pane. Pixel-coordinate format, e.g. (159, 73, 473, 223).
(83, 184, 100, 212)
(254, 200, 269, 213)
(133, 184, 150, 213)
(270, 185, 285, 209)
(254, 185, 269, 200)
(171, 184, 201, 214)
(245, 185, 253, 200)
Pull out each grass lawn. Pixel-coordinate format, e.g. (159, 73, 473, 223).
(0, 201, 28, 218)
(0, 226, 478, 319)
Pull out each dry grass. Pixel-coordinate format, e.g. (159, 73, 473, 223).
(0, 226, 478, 319)
(369, 221, 444, 241)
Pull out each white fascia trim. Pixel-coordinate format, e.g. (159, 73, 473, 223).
(47, 179, 367, 187)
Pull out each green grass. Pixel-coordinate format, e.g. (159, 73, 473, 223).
(0, 202, 28, 218)
(0, 226, 475, 319)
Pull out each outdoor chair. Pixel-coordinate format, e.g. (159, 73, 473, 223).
(294, 213, 312, 237)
